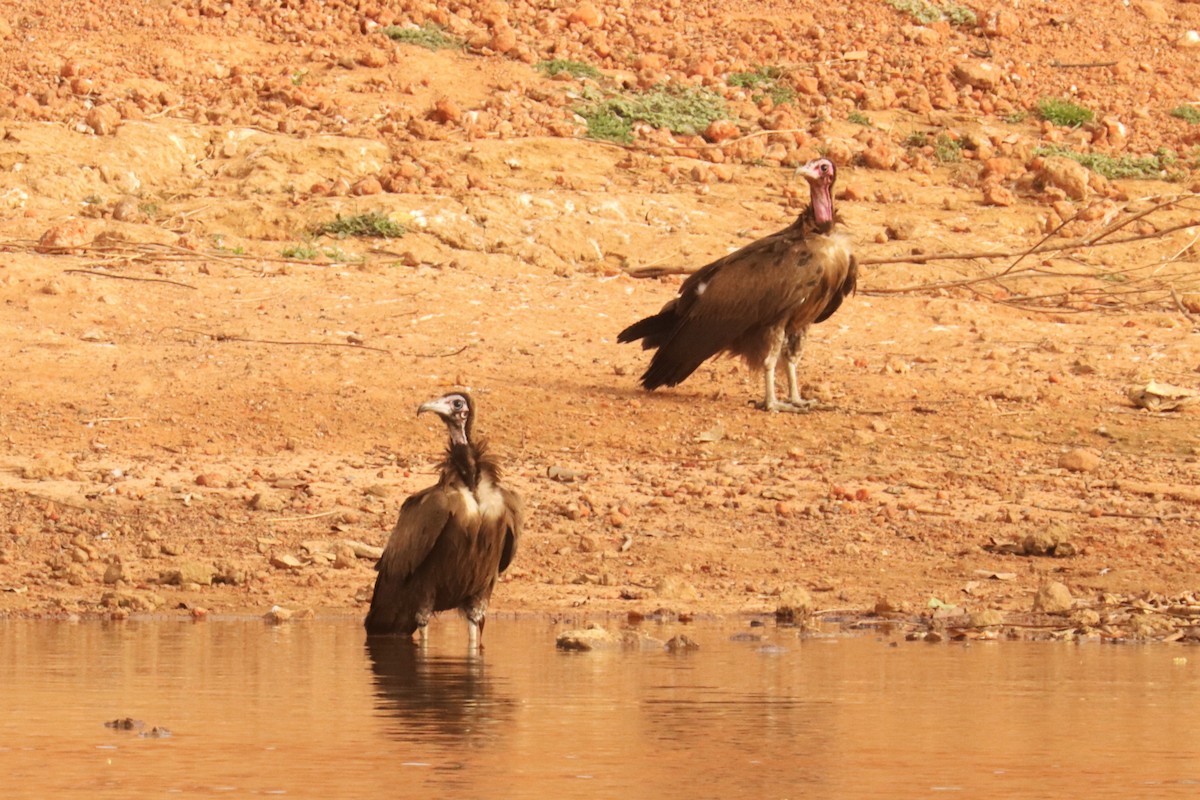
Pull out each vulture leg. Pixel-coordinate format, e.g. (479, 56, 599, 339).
(783, 329, 819, 411)
(466, 601, 487, 649)
(417, 623, 429, 646)
(752, 327, 787, 412)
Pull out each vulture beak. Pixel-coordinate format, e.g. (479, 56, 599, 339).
(795, 160, 822, 182)
(417, 397, 456, 418)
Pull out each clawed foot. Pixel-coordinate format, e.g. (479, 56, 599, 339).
(750, 397, 823, 413)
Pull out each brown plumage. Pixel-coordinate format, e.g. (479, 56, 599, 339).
(365, 391, 523, 647)
(618, 158, 856, 412)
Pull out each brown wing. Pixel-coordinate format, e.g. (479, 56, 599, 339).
(641, 228, 825, 386)
(376, 487, 455, 582)
(496, 487, 523, 574)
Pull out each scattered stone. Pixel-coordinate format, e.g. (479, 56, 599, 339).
(953, 61, 999, 91)
(100, 590, 164, 611)
(1033, 581, 1073, 614)
(270, 553, 304, 570)
(969, 609, 1006, 627)
(264, 605, 292, 624)
(35, 220, 94, 253)
(342, 540, 383, 560)
(665, 634, 700, 652)
(333, 545, 357, 569)
(102, 561, 126, 585)
(775, 586, 813, 622)
(556, 625, 618, 651)
(654, 575, 699, 601)
(85, 104, 121, 135)
(567, 2, 603, 27)
(1040, 157, 1091, 201)
(112, 196, 141, 221)
(248, 492, 285, 512)
(1058, 448, 1101, 473)
(160, 561, 215, 586)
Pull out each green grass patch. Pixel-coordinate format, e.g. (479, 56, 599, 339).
(885, 0, 977, 26)
(536, 59, 601, 80)
(312, 212, 406, 239)
(281, 243, 363, 262)
(727, 66, 795, 106)
(1036, 98, 1094, 128)
(847, 111, 872, 127)
(1035, 144, 1181, 179)
(1170, 105, 1200, 125)
(577, 86, 728, 143)
(934, 133, 962, 162)
(381, 23, 461, 50)
(1002, 111, 1028, 124)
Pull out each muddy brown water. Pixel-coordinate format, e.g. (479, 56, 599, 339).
(1, 618, 1197, 799)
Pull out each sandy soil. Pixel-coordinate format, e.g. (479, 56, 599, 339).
(1, 0, 1198, 631)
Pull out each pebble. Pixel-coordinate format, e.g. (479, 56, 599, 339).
(1059, 448, 1101, 473)
(1033, 580, 1073, 614)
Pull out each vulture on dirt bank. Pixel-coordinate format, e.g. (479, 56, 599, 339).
(365, 391, 523, 648)
(618, 158, 857, 412)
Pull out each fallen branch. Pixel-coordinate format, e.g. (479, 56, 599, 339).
(64, 268, 197, 290)
(174, 328, 391, 354)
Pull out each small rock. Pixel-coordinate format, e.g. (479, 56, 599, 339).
(556, 625, 618, 651)
(85, 104, 121, 135)
(342, 540, 383, 560)
(981, 180, 1016, 207)
(775, 587, 813, 622)
(161, 561, 215, 586)
(655, 575, 699, 601)
(35, 220, 94, 253)
(102, 561, 126, 585)
(703, 119, 739, 143)
(248, 492, 285, 512)
(333, 545, 357, 569)
(1059, 448, 1101, 473)
(953, 61, 999, 91)
(567, 2, 604, 27)
(264, 605, 293, 624)
(270, 553, 304, 570)
(665, 634, 700, 652)
(1040, 157, 1091, 200)
(969, 609, 1006, 627)
(1032, 581, 1073, 614)
(111, 197, 141, 222)
(350, 177, 383, 196)
(431, 97, 462, 124)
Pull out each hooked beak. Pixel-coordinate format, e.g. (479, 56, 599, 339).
(417, 397, 455, 418)
(795, 160, 822, 182)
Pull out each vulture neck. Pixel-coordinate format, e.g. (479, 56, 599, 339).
(443, 432, 494, 493)
(808, 182, 835, 229)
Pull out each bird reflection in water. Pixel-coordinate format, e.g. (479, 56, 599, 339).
(365, 636, 514, 746)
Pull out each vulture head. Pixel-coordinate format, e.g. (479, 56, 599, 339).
(797, 158, 838, 225)
(418, 391, 474, 446)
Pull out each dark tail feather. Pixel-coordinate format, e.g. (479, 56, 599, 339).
(640, 348, 708, 390)
(364, 573, 419, 637)
(618, 311, 676, 350)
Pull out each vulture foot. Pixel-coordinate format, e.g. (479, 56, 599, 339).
(751, 397, 822, 413)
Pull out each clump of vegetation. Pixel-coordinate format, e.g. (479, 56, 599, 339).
(281, 242, 363, 262)
(381, 23, 461, 50)
(847, 110, 872, 127)
(886, 0, 977, 26)
(1035, 144, 1182, 179)
(1002, 110, 1028, 124)
(1036, 98, 1094, 128)
(536, 59, 601, 80)
(313, 212, 406, 239)
(727, 66, 795, 106)
(576, 86, 728, 144)
(1170, 105, 1200, 125)
(281, 243, 321, 260)
(904, 131, 928, 148)
(933, 133, 962, 162)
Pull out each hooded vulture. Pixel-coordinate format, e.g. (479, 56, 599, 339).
(618, 158, 856, 412)
(365, 391, 523, 647)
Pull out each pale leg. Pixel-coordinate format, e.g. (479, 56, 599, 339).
(784, 329, 818, 411)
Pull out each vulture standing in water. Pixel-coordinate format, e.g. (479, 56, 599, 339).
(365, 391, 523, 648)
(618, 158, 856, 412)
